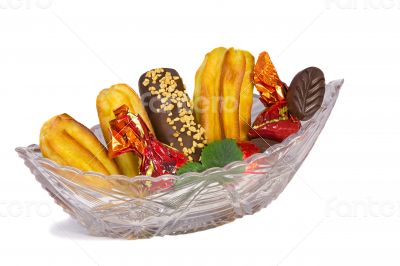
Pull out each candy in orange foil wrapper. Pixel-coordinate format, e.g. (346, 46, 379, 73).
(253, 51, 287, 107)
(108, 105, 187, 182)
(248, 51, 301, 142)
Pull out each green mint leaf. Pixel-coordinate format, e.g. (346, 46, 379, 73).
(176, 139, 244, 176)
(177, 162, 205, 175)
(201, 139, 243, 169)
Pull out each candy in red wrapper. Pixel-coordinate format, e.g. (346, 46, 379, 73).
(108, 105, 187, 179)
(248, 101, 301, 142)
(249, 51, 301, 142)
(236, 141, 260, 159)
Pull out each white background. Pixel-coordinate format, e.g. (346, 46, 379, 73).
(1, 0, 399, 265)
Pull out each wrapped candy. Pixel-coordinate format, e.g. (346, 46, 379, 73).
(236, 141, 260, 160)
(253, 52, 287, 107)
(250, 52, 301, 142)
(248, 101, 300, 142)
(108, 105, 187, 179)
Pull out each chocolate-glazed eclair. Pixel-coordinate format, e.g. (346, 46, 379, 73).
(139, 68, 207, 161)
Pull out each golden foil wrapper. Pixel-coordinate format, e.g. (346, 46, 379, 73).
(253, 51, 286, 106)
(109, 105, 146, 157)
(109, 105, 187, 178)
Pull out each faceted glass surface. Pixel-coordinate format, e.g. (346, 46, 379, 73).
(16, 80, 343, 239)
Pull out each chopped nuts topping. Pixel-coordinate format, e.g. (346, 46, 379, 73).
(144, 68, 207, 161)
(142, 79, 150, 87)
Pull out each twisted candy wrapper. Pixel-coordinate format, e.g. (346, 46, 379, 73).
(253, 51, 287, 107)
(109, 105, 187, 179)
(250, 52, 300, 142)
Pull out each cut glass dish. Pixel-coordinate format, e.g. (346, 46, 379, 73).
(16, 79, 343, 239)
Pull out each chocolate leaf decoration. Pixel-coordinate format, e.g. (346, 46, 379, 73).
(287, 67, 325, 121)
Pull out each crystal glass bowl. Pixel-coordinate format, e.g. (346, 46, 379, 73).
(16, 80, 343, 239)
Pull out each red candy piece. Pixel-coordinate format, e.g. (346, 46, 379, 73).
(236, 141, 260, 159)
(248, 101, 300, 142)
(144, 179, 175, 192)
(109, 105, 187, 179)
